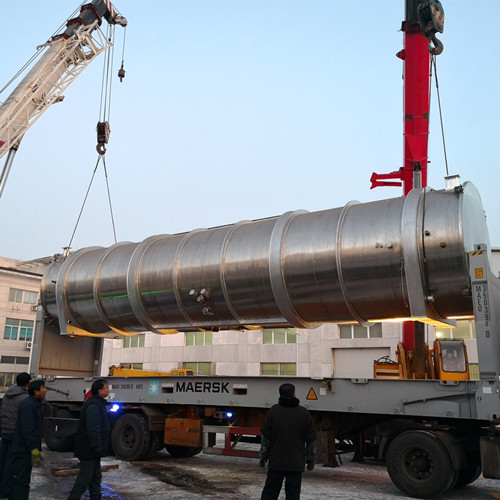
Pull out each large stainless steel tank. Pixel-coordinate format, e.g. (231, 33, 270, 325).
(41, 182, 491, 336)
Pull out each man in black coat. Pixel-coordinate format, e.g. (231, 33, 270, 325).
(259, 383, 316, 500)
(9, 379, 47, 500)
(67, 378, 110, 500)
(68, 378, 109, 500)
(0, 372, 31, 497)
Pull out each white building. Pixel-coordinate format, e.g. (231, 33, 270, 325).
(0, 257, 45, 389)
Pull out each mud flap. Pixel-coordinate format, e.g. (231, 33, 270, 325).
(480, 436, 500, 478)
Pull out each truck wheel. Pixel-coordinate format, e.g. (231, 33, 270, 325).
(386, 430, 456, 498)
(111, 413, 151, 461)
(43, 409, 77, 452)
(145, 431, 165, 458)
(44, 422, 76, 452)
(165, 445, 202, 458)
(454, 453, 482, 488)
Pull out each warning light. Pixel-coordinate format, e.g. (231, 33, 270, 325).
(110, 403, 121, 412)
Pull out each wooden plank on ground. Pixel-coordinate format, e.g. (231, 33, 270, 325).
(51, 464, 119, 477)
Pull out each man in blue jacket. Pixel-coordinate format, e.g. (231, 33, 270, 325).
(67, 378, 110, 500)
(9, 379, 47, 500)
(259, 383, 316, 500)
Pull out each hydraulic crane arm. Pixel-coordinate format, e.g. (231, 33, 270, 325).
(0, 0, 126, 198)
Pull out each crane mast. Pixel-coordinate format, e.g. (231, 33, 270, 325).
(0, 0, 126, 198)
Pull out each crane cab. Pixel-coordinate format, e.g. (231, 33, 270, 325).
(432, 339, 469, 381)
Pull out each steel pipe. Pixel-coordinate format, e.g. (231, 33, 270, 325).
(41, 182, 491, 335)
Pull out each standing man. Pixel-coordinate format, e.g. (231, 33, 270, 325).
(0, 372, 31, 498)
(9, 379, 47, 500)
(68, 378, 110, 500)
(259, 383, 316, 500)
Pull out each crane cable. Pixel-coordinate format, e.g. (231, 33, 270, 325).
(430, 53, 450, 177)
(67, 21, 127, 251)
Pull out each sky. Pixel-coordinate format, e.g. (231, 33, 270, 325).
(0, 0, 499, 261)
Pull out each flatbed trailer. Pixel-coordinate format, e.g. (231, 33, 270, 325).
(36, 237, 500, 499)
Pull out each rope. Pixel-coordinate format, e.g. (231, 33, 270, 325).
(67, 155, 102, 251)
(99, 24, 116, 122)
(102, 155, 118, 244)
(121, 25, 127, 68)
(66, 154, 118, 250)
(430, 54, 450, 177)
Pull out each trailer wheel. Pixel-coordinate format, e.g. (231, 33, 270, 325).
(386, 430, 456, 498)
(111, 413, 151, 461)
(165, 445, 202, 458)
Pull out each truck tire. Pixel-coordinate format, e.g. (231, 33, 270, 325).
(43, 410, 77, 452)
(386, 430, 456, 498)
(44, 422, 76, 452)
(454, 453, 482, 488)
(111, 413, 151, 461)
(165, 445, 202, 458)
(145, 431, 165, 458)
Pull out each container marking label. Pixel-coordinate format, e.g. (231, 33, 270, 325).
(148, 380, 160, 395)
(176, 381, 229, 393)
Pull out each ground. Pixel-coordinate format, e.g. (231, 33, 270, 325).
(25, 446, 500, 499)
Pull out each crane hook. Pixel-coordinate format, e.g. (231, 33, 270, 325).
(428, 34, 444, 56)
(96, 121, 110, 155)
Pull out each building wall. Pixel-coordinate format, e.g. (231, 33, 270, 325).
(0, 257, 44, 390)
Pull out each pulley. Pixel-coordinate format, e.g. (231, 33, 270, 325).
(118, 63, 125, 83)
(418, 0, 445, 55)
(96, 121, 110, 155)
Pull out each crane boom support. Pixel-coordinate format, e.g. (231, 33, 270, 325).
(0, 23, 110, 159)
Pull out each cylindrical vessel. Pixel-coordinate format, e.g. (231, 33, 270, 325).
(41, 182, 490, 335)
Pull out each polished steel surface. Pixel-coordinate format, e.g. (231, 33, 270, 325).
(41, 182, 491, 335)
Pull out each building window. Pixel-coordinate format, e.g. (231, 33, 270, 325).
(123, 334, 145, 348)
(261, 363, 297, 376)
(8, 288, 38, 305)
(4, 319, 33, 341)
(185, 331, 213, 346)
(0, 356, 30, 365)
(263, 328, 297, 345)
(339, 322, 382, 339)
(435, 320, 476, 340)
(119, 363, 143, 370)
(0, 372, 17, 390)
(183, 362, 212, 375)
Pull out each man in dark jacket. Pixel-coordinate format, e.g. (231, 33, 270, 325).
(9, 379, 47, 500)
(0, 372, 31, 497)
(259, 383, 316, 500)
(67, 378, 110, 500)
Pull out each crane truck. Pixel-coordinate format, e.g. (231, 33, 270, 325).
(23, 1, 500, 499)
(0, 0, 127, 198)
